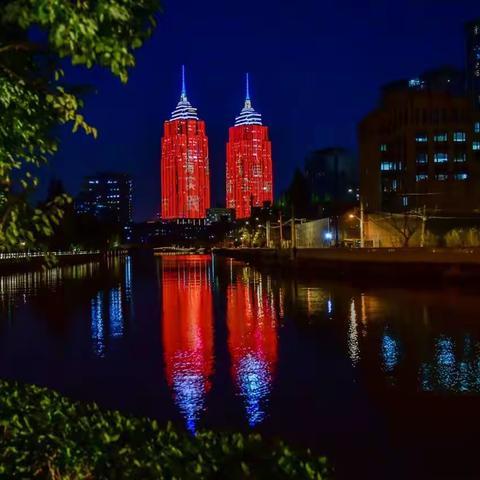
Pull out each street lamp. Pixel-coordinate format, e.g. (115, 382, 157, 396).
(348, 201, 365, 248)
(348, 202, 365, 248)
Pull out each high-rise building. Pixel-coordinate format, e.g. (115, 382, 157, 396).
(359, 86, 480, 213)
(226, 74, 273, 219)
(76, 172, 133, 226)
(466, 18, 480, 106)
(304, 147, 358, 207)
(161, 66, 210, 219)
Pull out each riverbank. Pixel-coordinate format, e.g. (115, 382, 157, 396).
(0, 379, 330, 479)
(0, 251, 122, 274)
(214, 247, 480, 283)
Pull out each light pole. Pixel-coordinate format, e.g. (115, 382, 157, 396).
(420, 204, 427, 248)
(360, 200, 364, 248)
(279, 211, 283, 248)
(349, 204, 365, 248)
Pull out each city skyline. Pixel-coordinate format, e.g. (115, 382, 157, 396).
(47, 0, 480, 221)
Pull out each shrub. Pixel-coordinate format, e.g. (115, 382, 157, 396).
(0, 380, 331, 479)
(445, 228, 480, 247)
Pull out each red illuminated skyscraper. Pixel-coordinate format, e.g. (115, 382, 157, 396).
(161, 66, 210, 219)
(226, 74, 273, 219)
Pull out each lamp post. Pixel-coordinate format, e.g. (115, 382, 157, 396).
(349, 202, 365, 248)
(279, 211, 283, 248)
(420, 204, 427, 248)
(360, 201, 364, 248)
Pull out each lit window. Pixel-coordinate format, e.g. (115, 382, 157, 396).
(392, 179, 398, 191)
(435, 174, 448, 181)
(380, 144, 387, 152)
(433, 153, 448, 163)
(380, 162, 394, 171)
(453, 132, 466, 142)
(454, 153, 467, 163)
(416, 133, 428, 143)
(434, 133, 448, 142)
(402, 196, 408, 207)
(416, 153, 428, 164)
(454, 173, 468, 180)
(416, 174, 428, 181)
(475, 122, 480, 133)
(473, 142, 480, 151)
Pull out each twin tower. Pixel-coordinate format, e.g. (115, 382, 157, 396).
(160, 67, 273, 220)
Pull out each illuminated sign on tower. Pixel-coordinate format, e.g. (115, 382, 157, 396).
(161, 66, 210, 219)
(226, 74, 273, 219)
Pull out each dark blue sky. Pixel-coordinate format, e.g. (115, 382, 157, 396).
(48, 0, 479, 221)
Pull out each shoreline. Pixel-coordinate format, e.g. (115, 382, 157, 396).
(213, 247, 480, 284)
(0, 251, 110, 274)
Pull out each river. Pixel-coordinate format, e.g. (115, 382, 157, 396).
(0, 253, 479, 479)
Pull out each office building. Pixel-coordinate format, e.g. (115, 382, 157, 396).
(304, 147, 358, 207)
(161, 66, 210, 219)
(76, 172, 133, 225)
(226, 74, 273, 219)
(359, 86, 480, 213)
(466, 18, 480, 106)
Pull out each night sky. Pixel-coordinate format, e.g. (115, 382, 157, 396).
(47, 0, 479, 221)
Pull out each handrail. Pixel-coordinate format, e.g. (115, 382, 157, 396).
(0, 250, 101, 260)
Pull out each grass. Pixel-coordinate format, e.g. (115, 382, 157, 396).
(0, 379, 331, 479)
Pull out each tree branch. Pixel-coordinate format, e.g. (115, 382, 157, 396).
(0, 42, 44, 55)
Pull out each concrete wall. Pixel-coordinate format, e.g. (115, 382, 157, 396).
(295, 213, 425, 248)
(296, 218, 332, 248)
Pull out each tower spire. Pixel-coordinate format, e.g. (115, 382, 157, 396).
(181, 64, 187, 101)
(245, 72, 252, 108)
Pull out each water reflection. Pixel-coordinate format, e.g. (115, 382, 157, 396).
(0, 263, 100, 315)
(88, 259, 131, 357)
(91, 292, 106, 357)
(226, 266, 278, 427)
(348, 299, 360, 366)
(420, 335, 480, 393)
(339, 291, 480, 394)
(381, 330, 400, 373)
(160, 255, 214, 433)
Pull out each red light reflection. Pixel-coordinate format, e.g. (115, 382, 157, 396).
(160, 255, 214, 433)
(226, 269, 278, 426)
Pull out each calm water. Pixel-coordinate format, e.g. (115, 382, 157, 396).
(1, 253, 480, 478)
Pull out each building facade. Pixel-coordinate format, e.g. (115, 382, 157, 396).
(359, 86, 480, 213)
(226, 74, 273, 219)
(76, 172, 133, 225)
(161, 67, 210, 219)
(466, 18, 480, 106)
(304, 147, 358, 207)
(206, 207, 235, 225)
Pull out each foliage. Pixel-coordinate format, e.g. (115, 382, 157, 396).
(379, 213, 421, 247)
(252, 226, 266, 247)
(0, 0, 160, 251)
(0, 379, 331, 479)
(238, 226, 252, 247)
(423, 230, 439, 248)
(445, 228, 480, 248)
